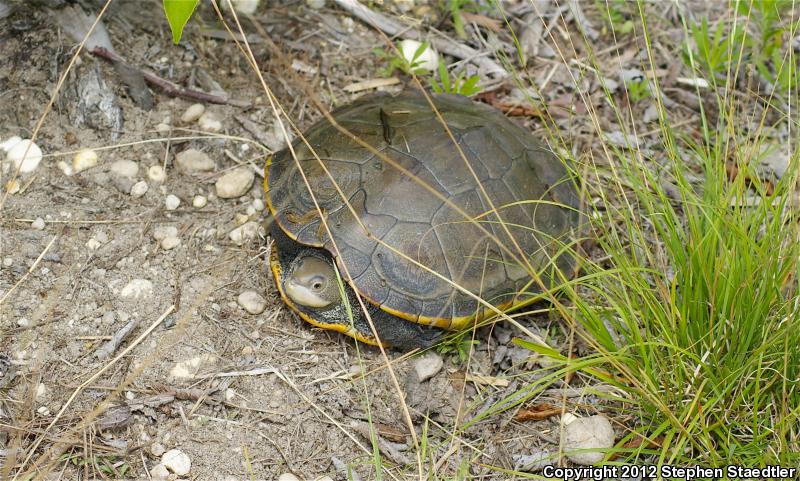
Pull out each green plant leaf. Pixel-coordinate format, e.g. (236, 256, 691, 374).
(163, 0, 200, 44)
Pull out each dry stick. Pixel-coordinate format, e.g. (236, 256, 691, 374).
(333, 0, 509, 78)
(0, 236, 57, 307)
(14, 305, 175, 478)
(90, 47, 250, 107)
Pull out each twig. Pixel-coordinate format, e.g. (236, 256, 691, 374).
(0, 236, 57, 307)
(332, 0, 509, 78)
(94, 318, 139, 360)
(90, 47, 251, 108)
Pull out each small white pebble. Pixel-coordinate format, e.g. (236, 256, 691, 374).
(150, 463, 170, 481)
(120, 278, 154, 299)
(57, 160, 74, 176)
(222, 0, 260, 14)
(150, 442, 166, 457)
(229, 221, 260, 245)
(246, 205, 256, 216)
(216, 167, 254, 199)
(0, 136, 22, 152)
(148, 165, 166, 182)
(130, 180, 149, 198)
(181, 103, 205, 123)
(165, 194, 181, 210)
(5, 179, 20, 194)
(198, 112, 222, 132)
(153, 225, 178, 240)
(110, 159, 139, 178)
(31, 217, 45, 230)
(277, 474, 301, 481)
(155, 123, 171, 133)
(252, 198, 265, 211)
(72, 148, 98, 173)
(18, 317, 31, 328)
(237, 290, 267, 315)
(3, 258, 12, 267)
(192, 195, 207, 208)
(306, 0, 325, 9)
(6, 139, 43, 173)
(161, 236, 181, 250)
(175, 148, 215, 172)
(235, 213, 249, 225)
(86, 238, 102, 250)
(562, 414, 615, 465)
(37, 406, 50, 416)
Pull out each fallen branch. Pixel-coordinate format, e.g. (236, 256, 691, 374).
(332, 0, 509, 78)
(91, 47, 251, 108)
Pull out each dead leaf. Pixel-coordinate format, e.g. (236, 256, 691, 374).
(514, 403, 562, 421)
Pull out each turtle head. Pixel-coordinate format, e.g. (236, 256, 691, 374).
(284, 255, 340, 309)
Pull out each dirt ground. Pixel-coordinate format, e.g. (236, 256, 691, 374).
(0, 0, 733, 480)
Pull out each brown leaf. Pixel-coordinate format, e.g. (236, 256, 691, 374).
(514, 403, 562, 422)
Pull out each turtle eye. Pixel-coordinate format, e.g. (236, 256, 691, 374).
(310, 275, 327, 291)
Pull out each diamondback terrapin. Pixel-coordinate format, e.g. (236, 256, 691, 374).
(265, 92, 580, 349)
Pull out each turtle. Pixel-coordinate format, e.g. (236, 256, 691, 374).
(265, 92, 580, 349)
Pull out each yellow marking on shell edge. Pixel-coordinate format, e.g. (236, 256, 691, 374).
(270, 248, 382, 347)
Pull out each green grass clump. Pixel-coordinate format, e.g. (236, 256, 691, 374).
(473, 0, 799, 472)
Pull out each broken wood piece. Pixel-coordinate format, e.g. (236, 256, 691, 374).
(343, 77, 401, 93)
(91, 47, 251, 108)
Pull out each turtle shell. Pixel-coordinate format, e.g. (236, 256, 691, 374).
(265, 92, 580, 330)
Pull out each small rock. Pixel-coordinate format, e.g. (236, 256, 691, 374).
(155, 123, 171, 133)
(150, 442, 166, 457)
(192, 195, 207, 208)
(175, 148, 215, 172)
(5, 138, 43, 173)
(165, 194, 181, 210)
(120, 279, 153, 299)
(181, 103, 205, 123)
(150, 463, 170, 480)
(3, 258, 12, 267)
(130, 180, 149, 198)
(216, 168, 254, 199)
(162, 449, 191, 476)
(31, 217, 45, 230)
(72, 148, 98, 173)
(198, 112, 222, 132)
(223, 0, 259, 14)
(314, 476, 334, 481)
(252, 198, 265, 211)
(413, 352, 444, 381)
(562, 414, 615, 465)
(110, 159, 139, 178)
(237, 290, 267, 315)
(37, 406, 50, 416)
(169, 354, 217, 380)
(35, 383, 48, 401)
(148, 165, 166, 182)
(17, 317, 30, 327)
(153, 225, 178, 240)
(161, 237, 181, 250)
(234, 213, 249, 225)
(112, 176, 135, 194)
(277, 474, 301, 481)
(86, 238, 102, 250)
(229, 221, 260, 245)
(5, 179, 20, 194)
(57, 160, 74, 176)
(306, 0, 325, 8)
